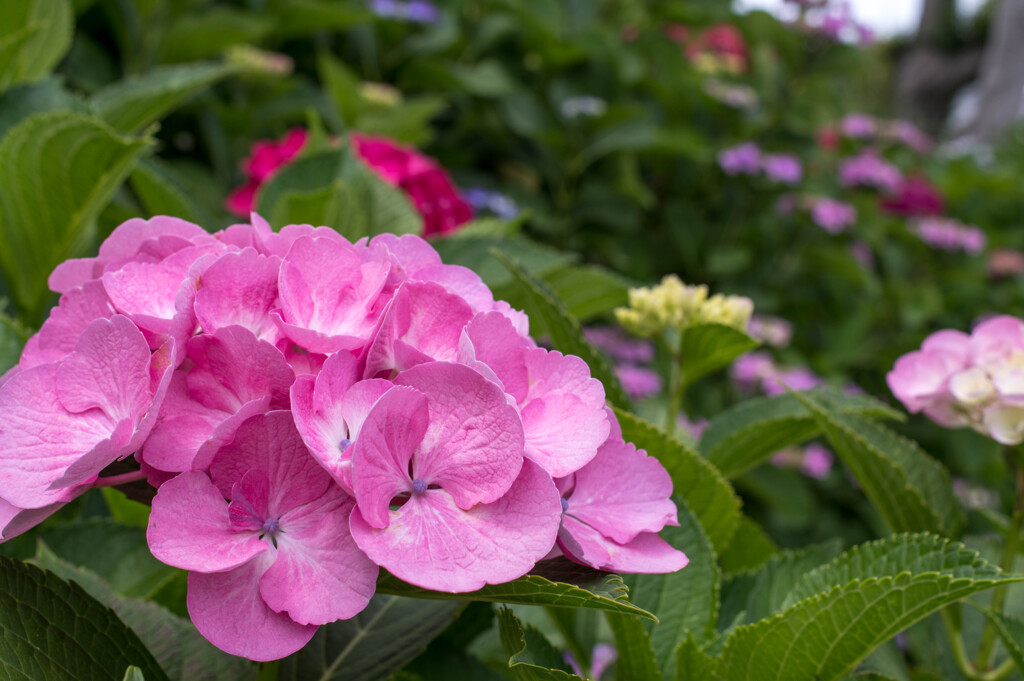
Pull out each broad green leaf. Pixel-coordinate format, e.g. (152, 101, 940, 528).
(100, 488, 151, 528)
(376, 560, 655, 621)
(607, 613, 661, 681)
(0, 300, 30, 374)
(0, 78, 88, 138)
(433, 236, 577, 292)
(613, 408, 741, 553)
(35, 519, 177, 598)
(0, 556, 168, 681)
(675, 633, 716, 681)
(716, 516, 778, 574)
(92, 62, 239, 133)
(317, 52, 363, 126)
(796, 391, 962, 536)
(702, 388, 905, 480)
(0, 112, 150, 320)
(278, 594, 463, 681)
(717, 534, 1024, 681)
(542, 265, 632, 323)
(356, 96, 448, 146)
(679, 323, 759, 391)
(497, 607, 580, 681)
(361, 170, 421, 236)
(130, 157, 210, 226)
(159, 9, 271, 63)
(975, 607, 1024, 673)
(402, 639, 507, 681)
(492, 250, 630, 408)
(625, 500, 719, 680)
(0, 0, 73, 93)
(269, 0, 369, 38)
(719, 541, 842, 628)
(35, 545, 256, 681)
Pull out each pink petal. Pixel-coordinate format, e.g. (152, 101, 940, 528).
(364, 281, 473, 377)
(518, 349, 609, 477)
(461, 312, 530, 400)
(208, 411, 332, 518)
(565, 435, 678, 544)
(350, 458, 561, 592)
(187, 555, 318, 661)
(350, 387, 431, 528)
(147, 470, 268, 572)
(260, 494, 377, 625)
(20, 281, 115, 369)
(194, 248, 282, 340)
(275, 236, 390, 353)
(184, 327, 293, 414)
(396, 362, 524, 509)
(557, 517, 688, 574)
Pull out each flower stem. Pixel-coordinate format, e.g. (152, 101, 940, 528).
(92, 470, 147, 488)
(975, 451, 1024, 672)
(942, 606, 976, 680)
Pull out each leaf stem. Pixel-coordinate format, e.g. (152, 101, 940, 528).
(663, 330, 685, 435)
(91, 470, 147, 488)
(942, 606, 977, 680)
(975, 449, 1024, 671)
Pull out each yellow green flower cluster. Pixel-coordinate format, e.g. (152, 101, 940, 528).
(614, 275, 753, 337)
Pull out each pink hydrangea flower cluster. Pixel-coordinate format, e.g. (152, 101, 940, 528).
(227, 129, 473, 236)
(912, 217, 986, 255)
(0, 215, 687, 660)
(887, 316, 1024, 444)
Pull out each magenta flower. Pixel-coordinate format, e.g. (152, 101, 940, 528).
(555, 412, 687, 573)
(147, 412, 377, 661)
(348, 362, 562, 592)
(801, 443, 834, 479)
(810, 198, 857, 234)
(880, 177, 944, 217)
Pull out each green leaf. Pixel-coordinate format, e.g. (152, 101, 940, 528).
(0, 556, 168, 681)
(717, 534, 1024, 681)
(317, 52, 363, 126)
(795, 391, 963, 536)
(497, 607, 580, 681)
(0, 77, 88, 139)
(719, 541, 842, 628)
(0, 112, 150, 320)
(675, 633, 716, 681)
(100, 488, 151, 528)
(607, 612, 661, 681)
(278, 594, 463, 681)
(433, 236, 577, 292)
(716, 516, 778, 575)
(158, 9, 271, 63)
(269, 0, 369, 38)
(975, 607, 1024, 673)
(0, 300, 30, 374)
(0, 0, 73, 94)
(35, 545, 256, 681)
(376, 560, 655, 621)
(701, 388, 905, 480)
(35, 519, 177, 598)
(92, 62, 239, 134)
(612, 408, 741, 553)
(679, 323, 759, 391)
(625, 500, 719, 680)
(129, 157, 210, 226)
(491, 249, 630, 409)
(541, 265, 632, 323)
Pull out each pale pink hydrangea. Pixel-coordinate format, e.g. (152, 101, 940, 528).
(0, 213, 687, 660)
(887, 316, 1024, 444)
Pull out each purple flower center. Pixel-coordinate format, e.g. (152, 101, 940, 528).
(338, 438, 352, 451)
(412, 478, 428, 494)
(262, 517, 281, 535)
(560, 497, 569, 513)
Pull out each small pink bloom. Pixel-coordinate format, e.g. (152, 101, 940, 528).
(147, 411, 377, 660)
(718, 143, 761, 176)
(801, 444, 834, 479)
(761, 154, 802, 185)
(615, 365, 662, 400)
(810, 198, 856, 234)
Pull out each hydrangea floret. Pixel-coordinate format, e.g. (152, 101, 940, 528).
(0, 214, 687, 660)
(614, 275, 752, 338)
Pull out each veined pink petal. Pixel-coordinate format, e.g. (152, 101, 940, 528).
(364, 281, 473, 377)
(557, 516, 688, 574)
(184, 327, 294, 414)
(396, 362, 524, 509)
(275, 236, 390, 353)
(148, 470, 268, 572)
(208, 412, 331, 518)
(350, 458, 561, 592)
(187, 555, 317, 661)
(20, 281, 114, 369)
(460, 312, 530, 400)
(350, 387, 431, 528)
(564, 435, 678, 544)
(260, 494, 377, 625)
(194, 248, 282, 340)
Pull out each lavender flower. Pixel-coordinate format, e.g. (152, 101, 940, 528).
(838, 150, 902, 193)
(762, 154, 803, 185)
(718, 142, 761, 176)
(810, 197, 856, 234)
(584, 326, 656, 364)
(913, 217, 987, 255)
(840, 114, 876, 139)
(748, 314, 793, 348)
(464, 187, 521, 220)
(615, 365, 663, 400)
(370, 0, 438, 23)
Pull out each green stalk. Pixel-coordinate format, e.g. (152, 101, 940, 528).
(662, 328, 685, 435)
(975, 452, 1024, 671)
(942, 606, 977, 680)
